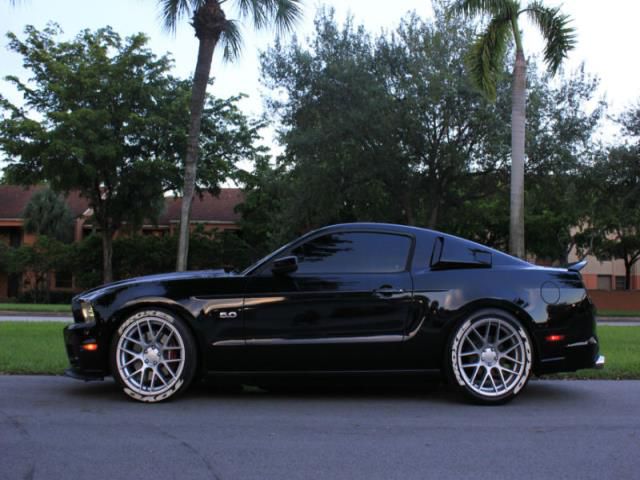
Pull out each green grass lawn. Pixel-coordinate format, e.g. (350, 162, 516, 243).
(548, 326, 640, 380)
(0, 303, 71, 313)
(0, 322, 638, 378)
(596, 309, 640, 318)
(0, 322, 69, 374)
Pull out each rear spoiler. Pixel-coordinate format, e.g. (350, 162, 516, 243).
(567, 259, 587, 272)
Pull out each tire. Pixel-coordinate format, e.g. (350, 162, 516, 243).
(110, 309, 197, 403)
(447, 309, 532, 405)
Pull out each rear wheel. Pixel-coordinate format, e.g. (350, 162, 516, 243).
(110, 310, 197, 403)
(448, 309, 532, 405)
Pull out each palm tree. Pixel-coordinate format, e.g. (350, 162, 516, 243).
(158, 0, 303, 271)
(450, 0, 575, 258)
(23, 188, 75, 243)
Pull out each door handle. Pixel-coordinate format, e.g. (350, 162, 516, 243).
(373, 287, 404, 297)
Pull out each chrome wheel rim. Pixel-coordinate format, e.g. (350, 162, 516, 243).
(116, 314, 185, 396)
(455, 318, 529, 397)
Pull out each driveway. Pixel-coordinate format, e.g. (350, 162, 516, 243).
(1, 376, 638, 480)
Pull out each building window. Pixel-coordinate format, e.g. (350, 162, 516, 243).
(54, 272, 73, 289)
(615, 276, 626, 290)
(597, 275, 612, 291)
(0, 227, 22, 248)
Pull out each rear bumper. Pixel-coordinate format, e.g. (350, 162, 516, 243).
(536, 336, 604, 375)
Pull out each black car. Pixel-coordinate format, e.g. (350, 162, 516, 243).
(64, 223, 604, 404)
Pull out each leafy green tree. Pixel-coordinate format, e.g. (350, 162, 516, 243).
(0, 26, 262, 283)
(5, 236, 72, 303)
(450, 0, 576, 258)
(22, 188, 75, 243)
(157, 0, 303, 272)
(377, 8, 507, 229)
(524, 65, 604, 263)
(66, 230, 254, 289)
(65, 234, 102, 288)
(576, 146, 640, 289)
(257, 8, 505, 241)
(236, 156, 293, 255)
(246, 7, 599, 257)
(619, 102, 640, 140)
(0, 26, 177, 283)
(261, 12, 407, 232)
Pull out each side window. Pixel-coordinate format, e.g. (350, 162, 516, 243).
(291, 232, 411, 274)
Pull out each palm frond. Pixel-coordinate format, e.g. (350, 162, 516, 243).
(237, 0, 268, 29)
(525, 1, 575, 74)
(449, 0, 519, 18)
(236, 0, 303, 34)
(220, 19, 243, 62)
(158, 0, 203, 33)
(467, 16, 511, 100)
(273, 0, 304, 35)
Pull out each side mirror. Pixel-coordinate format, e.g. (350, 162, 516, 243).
(271, 256, 298, 276)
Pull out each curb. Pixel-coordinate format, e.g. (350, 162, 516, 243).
(597, 316, 640, 323)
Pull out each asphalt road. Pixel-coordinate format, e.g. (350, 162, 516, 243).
(1, 376, 638, 480)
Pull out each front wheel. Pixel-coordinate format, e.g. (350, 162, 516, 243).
(448, 310, 533, 405)
(110, 310, 197, 403)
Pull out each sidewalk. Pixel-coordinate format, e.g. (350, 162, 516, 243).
(0, 311, 72, 322)
(598, 316, 640, 326)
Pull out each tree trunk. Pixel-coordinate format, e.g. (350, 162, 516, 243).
(44, 271, 50, 304)
(102, 226, 113, 284)
(427, 201, 440, 229)
(402, 190, 414, 225)
(509, 50, 527, 259)
(176, 0, 224, 271)
(625, 259, 632, 290)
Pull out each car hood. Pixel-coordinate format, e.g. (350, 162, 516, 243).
(75, 269, 236, 302)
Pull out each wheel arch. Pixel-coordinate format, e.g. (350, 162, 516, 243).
(443, 299, 541, 370)
(106, 299, 203, 378)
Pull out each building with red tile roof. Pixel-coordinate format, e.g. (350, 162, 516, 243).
(0, 185, 243, 299)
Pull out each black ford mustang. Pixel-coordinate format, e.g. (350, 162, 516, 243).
(64, 223, 604, 404)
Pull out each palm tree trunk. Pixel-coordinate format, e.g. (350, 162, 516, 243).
(176, 0, 223, 271)
(509, 49, 526, 258)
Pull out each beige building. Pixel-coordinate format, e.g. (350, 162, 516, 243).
(567, 245, 640, 291)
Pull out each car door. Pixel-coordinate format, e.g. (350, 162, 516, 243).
(242, 230, 415, 371)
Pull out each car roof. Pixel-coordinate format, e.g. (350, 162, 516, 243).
(311, 222, 435, 237)
(312, 222, 529, 268)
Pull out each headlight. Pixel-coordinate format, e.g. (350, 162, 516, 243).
(80, 301, 95, 323)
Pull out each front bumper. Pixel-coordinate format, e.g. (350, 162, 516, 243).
(63, 322, 108, 381)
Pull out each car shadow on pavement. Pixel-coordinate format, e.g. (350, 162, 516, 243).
(64, 377, 123, 400)
(519, 379, 594, 405)
(189, 376, 468, 405)
(61, 375, 593, 407)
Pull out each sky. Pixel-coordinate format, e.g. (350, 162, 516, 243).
(1, 0, 639, 163)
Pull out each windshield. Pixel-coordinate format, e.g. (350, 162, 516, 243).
(240, 237, 298, 276)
